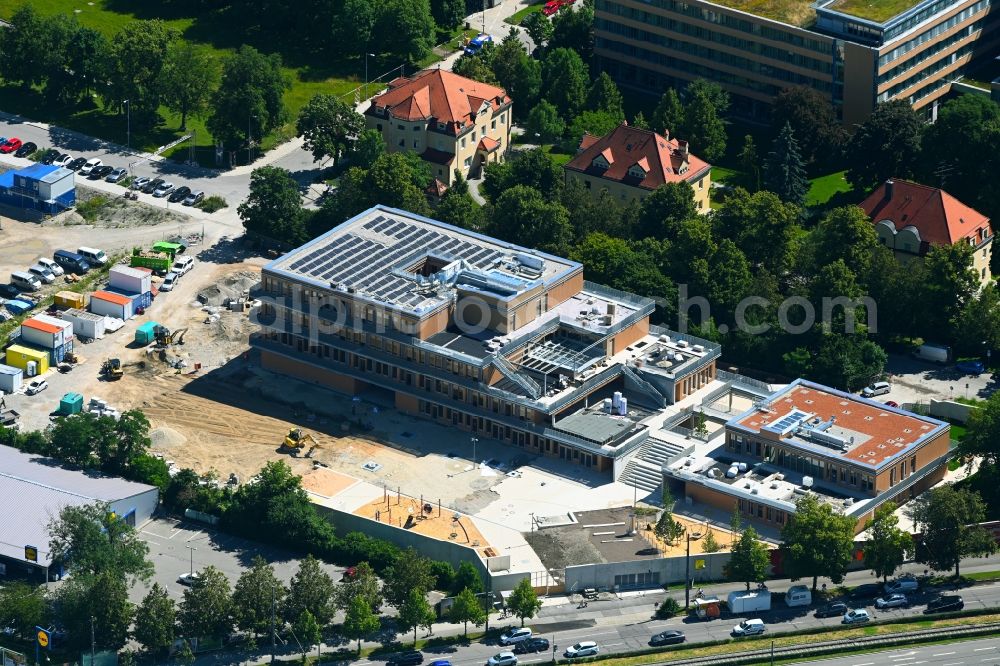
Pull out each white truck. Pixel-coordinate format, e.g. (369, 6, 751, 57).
(727, 589, 771, 614)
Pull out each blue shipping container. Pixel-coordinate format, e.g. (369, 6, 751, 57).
(106, 288, 152, 311)
(50, 339, 74, 365)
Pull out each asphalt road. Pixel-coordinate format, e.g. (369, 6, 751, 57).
(354, 581, 1000, 666)
(794, 636, 1000, 666)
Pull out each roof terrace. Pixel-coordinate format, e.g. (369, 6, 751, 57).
(708, 0, 818, 27)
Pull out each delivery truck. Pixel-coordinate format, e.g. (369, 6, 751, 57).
(727, 589, 771, 614)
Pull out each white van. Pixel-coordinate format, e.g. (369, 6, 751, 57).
(36, 257, 64, 276)
(172, 255, 194, 276)
(785, 585, 812, 607)
(10, 271, 41, 292)
(77, 246, 108, 266)
(27, 264, 55, 284)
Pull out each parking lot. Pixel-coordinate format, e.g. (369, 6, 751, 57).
(136, 517, 343, 602)
(885, 353, 998, 405)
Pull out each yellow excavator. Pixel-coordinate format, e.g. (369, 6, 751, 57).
(280, 428, 320, 457)
(155, 326, 188, 346)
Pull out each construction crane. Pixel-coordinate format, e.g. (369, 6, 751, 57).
(280, 428, 318, 456)
(101, 358, 123, 380)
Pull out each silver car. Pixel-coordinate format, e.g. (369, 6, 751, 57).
(152, 181, 175, 198)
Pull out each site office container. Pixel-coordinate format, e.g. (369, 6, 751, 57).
(90, 290, 134, 320)
(18, 316, 68, 349)
(109, 265, 152, 295)
(106, 287, 152, 312)
(54, 291, 87, 310)
(135, 321, 159, 345)
(0, 364, 22, 393)
(4, 344, 50, 376)
(60, 308, 106, 339)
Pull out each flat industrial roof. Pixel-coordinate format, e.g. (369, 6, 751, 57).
(267, 206, 580, 317)
(730, 379, 948, 468)
(0, 445, 156, 566)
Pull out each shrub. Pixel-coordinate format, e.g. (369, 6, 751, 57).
(76, 194, 113, 221)
(198, 195, 228, 213)
(655, 597, 682, 619)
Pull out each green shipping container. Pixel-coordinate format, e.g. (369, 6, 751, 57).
(135, 321, 159, 345)
(59, 392, 83, 415)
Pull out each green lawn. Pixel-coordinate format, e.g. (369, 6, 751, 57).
(0, 0, 428, 163)
(543, 144, 573, 167)
(505, 3, 544, 25)
(711, 165, 743, 185)
(709, 0, 816, 27)
(805, 170, 854, 207)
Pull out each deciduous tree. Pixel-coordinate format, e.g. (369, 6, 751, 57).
(207, 45, 289, 152)
(908, 485, 997, 577)
(0, 582, 45, 641)
(159, 41, 220, 130)
(397, 588, 435, 644)
(781, 494, 856, 590)
(384, 547, 436, 608)
(104, 20, 178, 122)
(375, 0, 436, 64)
(179, 566, 233, 640)
(652, 89, 685, 137)
(846, 100, 923, 192)
(57, 572, 133, 651)
(526, 100, 565, 143)
(683, 87, 726, 162)
(507, 577, 542, 627)
(48, 502, 153, 583)
(297, 94, 366, 164)
(449, 586, 487, 635)
(135, 583, 176, 656)
(863, 503, 911, 582)
(542, 48, 588, 118)
(487, 185, 573, 256)
(522, 11, 554, 51)
(727, 524, 770, 591)
(453, 561, 485, 595)
(771, 86, 845, 166)
(232, 556, 286, 639)
(238, 166, 308, 245)
(337, 561, 384, 612)
(285, 554, 337, 626)
(343, 596, 381, 652)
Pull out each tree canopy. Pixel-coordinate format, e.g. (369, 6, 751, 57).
(780, 494, 856, 590)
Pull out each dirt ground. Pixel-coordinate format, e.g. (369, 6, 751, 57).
(354, 492, 495, 557)
(640, 514, 738, 556)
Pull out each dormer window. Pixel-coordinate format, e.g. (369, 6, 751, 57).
(627, 163, 647, 179)
(592, 155, 610, 170)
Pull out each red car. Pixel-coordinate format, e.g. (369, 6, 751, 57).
(0, 138, 22, 154)
(541, 0, 562, 15)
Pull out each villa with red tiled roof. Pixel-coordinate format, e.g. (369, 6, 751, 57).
(860, 179, 994, 285)
(364, 69, 512, 186)
(563, 124, 712, 211)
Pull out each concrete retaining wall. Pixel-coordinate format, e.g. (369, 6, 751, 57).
(929, 399, 978, 424)
(564, 551, 733, 592)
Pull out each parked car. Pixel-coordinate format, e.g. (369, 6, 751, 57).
(499, 628, 533, 646)
(172, 256, 194, 276)
(14, 141, 36, 157)
(956, 359, 985, 375)
(814, 601, 849, 618)
(105, 167, 128, 183)
(25, 379, 49, 395)
(513, 638, 550, 654)
(183, 190, 205, 206)
(649, 630, 685, 646)
(53, 154, 73, 168)
(152, 181, 175, 197)
(159, 272, 178, 292)
(875, 593, 909, 609)
(67, 157, 88, 171)
(78, 157, 102, 175)
(924, 595, 964, 614)
(428, 661, 451, 666)
(732, 619, 765, 637)
(464, 33, 493, 55)
(565, 642, 599, 658)
(0, 137, 22, 153)
(89, 165, 114, 180)
(884, 575, 919, 594)
(541, 0, 562, 15)
(27, 264, 56, 284)
(131, 176, 151, 190)
(842, 609, 871, 624)
(849, 584, 882, 600)
(389, 652, 423, 666)
(40, 148, 60, 164)
(885, 400, 899, 408)
(0, 284, 21, 299)
(486, 652, 517, 666)
(36, 257, 63, 277)
(177, 572, 200, 586)
(168, 185, 191, 203)
(862, 381, 891, 398)
(142, 178, 164, 194)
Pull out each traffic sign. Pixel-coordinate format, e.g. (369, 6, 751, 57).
(36, 629, 48, 648)
(23, 545, 37, 562)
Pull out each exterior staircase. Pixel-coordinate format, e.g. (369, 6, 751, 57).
(618, 436, 692, 495)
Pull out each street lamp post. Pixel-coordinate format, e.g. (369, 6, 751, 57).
(471, 437, 479, 464)
(123, 99, 131, 153)
(364, 53, 376, 100)
(185, 544, 197, 575)
(247, 114, 255, 165)
(684, 531, 703, 610)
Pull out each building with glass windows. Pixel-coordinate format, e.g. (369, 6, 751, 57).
(595, 0, 1000, 124)
(663, 379, 952, 533)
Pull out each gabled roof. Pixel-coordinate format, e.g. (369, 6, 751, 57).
(478, 137, 500, 152)
(564, 124, 711, 191)
(860, 179, 991, 246)
(366, 69, 510, 132)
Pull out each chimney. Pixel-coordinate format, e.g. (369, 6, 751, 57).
(678, 139, 689, 156)
(663, 129, 670, 141)
(885, 179, 894, 201)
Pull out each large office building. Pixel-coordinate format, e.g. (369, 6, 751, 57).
(595, 0, 1000, 124)
(664, 379, 952, 532)
(253, 206, 718, 474)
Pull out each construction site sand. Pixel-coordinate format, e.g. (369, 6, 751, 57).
(301, 467, 359, 497)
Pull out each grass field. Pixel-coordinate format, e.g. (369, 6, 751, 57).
(805, 170, 854, 207)
(505, 3, 544, 25)
(0, 0, 419, 163)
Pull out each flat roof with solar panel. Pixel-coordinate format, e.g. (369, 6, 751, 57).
(266, 205, 580, 317)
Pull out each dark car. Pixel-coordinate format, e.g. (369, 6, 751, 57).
(141, 178, 164, 194)
(67, 157, 88, 171)
(815, 601, 849, 618)
(88, 165, 114, 180)
(388, 652, 423, 666)
(514, 638, 550, 654)
(14, 141, 36, 158)
(40, 148, 60, 164)
(956, 360, 985, 375)
(168, 185, 191, 203)
(649, 630, 685, 647)
(849, 583, 882, 600)
(924, 595, 964, 614)
(0, 284, 22, 299)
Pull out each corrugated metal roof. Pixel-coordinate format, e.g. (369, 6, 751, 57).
(91, 290, 132, 306)
(62, 308, 105, 322)
(0, 445, 157, 567)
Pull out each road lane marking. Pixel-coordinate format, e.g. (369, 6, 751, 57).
(853, 661, 875, 665)
(973, 647, 995, 652)
(892, 658, 916, 662)
(942, 661, 964, 665)
(934, 652, 957, 657)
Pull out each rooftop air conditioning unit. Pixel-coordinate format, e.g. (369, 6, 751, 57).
(692, 344, 704, 352)
(659, 334, 670, 343)
(803, 476, 814, 488)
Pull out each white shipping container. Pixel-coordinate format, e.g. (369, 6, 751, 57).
(0, 364, 22, 394)
(18, 317, 67, 349)
(61, 309, 106, 340)
(109, 266, 152, 295)
(35, 313, 73, 340)
(90, 291, 134, 321)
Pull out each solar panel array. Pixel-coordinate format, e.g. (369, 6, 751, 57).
(282, 213, 509, 311)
